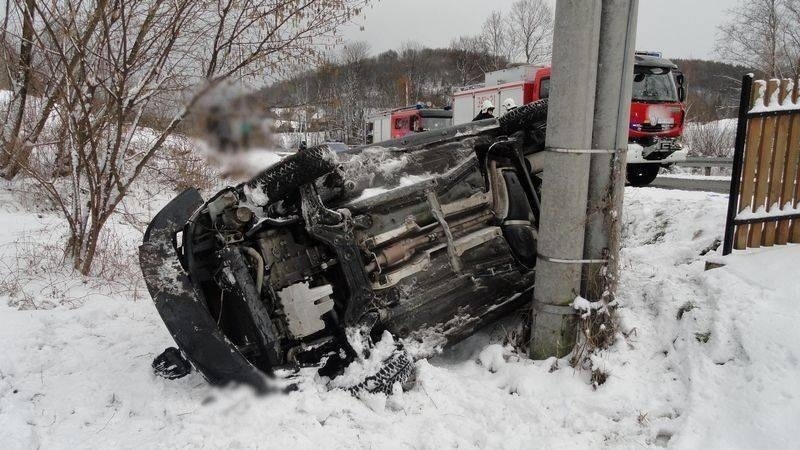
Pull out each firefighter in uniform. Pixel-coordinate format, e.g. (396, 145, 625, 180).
(502, 98, 517, 114)
(472, 100, 496, 121)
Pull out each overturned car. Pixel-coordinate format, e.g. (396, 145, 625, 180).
(139, 99, 549, 394)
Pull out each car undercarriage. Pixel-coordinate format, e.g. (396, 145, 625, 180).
(139, 99, 549, 394)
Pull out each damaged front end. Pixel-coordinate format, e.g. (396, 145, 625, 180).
(139, 188, 271, 391)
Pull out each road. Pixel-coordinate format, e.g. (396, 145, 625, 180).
(650, 176, 731, 194)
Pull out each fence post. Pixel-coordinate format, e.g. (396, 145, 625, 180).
(723, 74, 754, 255)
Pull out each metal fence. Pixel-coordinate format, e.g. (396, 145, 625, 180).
(676, 157, 732, 176)
(677, 157, 733, 167)
(723, 74, 800, 254)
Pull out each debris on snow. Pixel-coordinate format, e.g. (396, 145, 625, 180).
(572, 295, 609, 319)
(329, 331, 399, 390)
(477, 344, 508, 373)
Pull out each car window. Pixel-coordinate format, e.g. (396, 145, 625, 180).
(539, 78, 550, 99)
(632, 67, 677, 102)
(422, 117, 451, 130)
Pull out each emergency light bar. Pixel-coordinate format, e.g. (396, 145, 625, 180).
(635, 50, 662, 58)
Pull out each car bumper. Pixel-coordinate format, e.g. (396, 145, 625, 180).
(138, 188, 269, 391)
(627, 143, 687, 165)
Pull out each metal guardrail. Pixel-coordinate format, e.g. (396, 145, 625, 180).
(675, 156, 734, 168)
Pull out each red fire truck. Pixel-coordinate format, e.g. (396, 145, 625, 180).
(452, 52, 687, 186)
(366, 104, 453, 144)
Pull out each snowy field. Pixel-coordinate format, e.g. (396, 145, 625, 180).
(1, 181, 799, 449)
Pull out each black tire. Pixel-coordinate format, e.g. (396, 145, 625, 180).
(499, 98, 549, 135)
(343, 347, 416, 396)
(626, 163, 660, 187)
(244, 145, 338, 205)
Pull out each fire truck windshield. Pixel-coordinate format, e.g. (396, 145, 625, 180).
(422, 117, 452, 131)
(631, 67, 677, 103)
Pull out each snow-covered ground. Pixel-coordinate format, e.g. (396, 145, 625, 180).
(1, 182, 798, 449)
(658, 173, 731, 181)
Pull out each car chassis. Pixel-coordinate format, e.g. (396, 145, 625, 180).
(139, 100, 549, 393)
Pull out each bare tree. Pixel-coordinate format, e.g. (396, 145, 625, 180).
(399, 40, 433, 104)
(508, 0, 553, 65)
(716, 0, 800, 77)
(783, 0, 800, 78)
(340, 40, 371, 65)
(0, 0, 364, 275)
(0, 0, 35, 172)
(481, 11, 513, 70)
(450, 35, 487, 85)
(336, 40, 371, 144)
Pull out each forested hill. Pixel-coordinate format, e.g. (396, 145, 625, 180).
(673, 58, 758, 122)
(257, 47, 506, 112)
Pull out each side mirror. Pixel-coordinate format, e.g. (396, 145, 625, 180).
(675, 72, 686, 102)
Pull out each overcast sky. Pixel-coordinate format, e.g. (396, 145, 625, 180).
(342, 0, 737, 61)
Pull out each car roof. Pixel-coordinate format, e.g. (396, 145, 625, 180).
(419, 109, 453, 118)
(322, 141, 349, 152)
(634, 54, 677, 70)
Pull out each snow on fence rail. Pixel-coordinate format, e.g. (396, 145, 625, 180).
(723, 74, 800, 254)
(676, 156, 733, 167)
(675, 157, 733, 176)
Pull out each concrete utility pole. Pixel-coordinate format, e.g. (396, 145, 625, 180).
(584, 0, 639, 302)
(530, 0, 602, 359)
(530, 0, 638, 358)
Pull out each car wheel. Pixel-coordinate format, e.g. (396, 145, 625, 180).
(499, 98, 549, 135)
(244, 144, 338, 205)
(342, 346, 416, 396)
(626, 163, 660, 186)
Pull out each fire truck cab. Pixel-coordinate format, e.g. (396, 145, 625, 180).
(366, 105, 453, 144)
(625, 52, 687, 185)
(452, 52, 687, 186)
